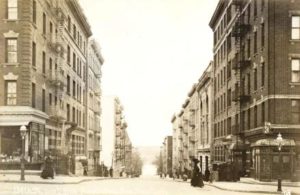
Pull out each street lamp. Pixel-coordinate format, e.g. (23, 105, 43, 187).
(20, 125, 27, 181)
(276, 133, 283, 192)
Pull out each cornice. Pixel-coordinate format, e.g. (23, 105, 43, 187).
(67, 0, 92, 37)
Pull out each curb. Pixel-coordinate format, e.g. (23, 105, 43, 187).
(206, 183, 281, 194)
(239, 181, 300, 188)
(0, 176, 125, 185)
(168, 178, 282, 194)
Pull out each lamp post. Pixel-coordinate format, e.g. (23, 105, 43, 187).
(276, 133, 283, 192)
(20, 125, 27, 181)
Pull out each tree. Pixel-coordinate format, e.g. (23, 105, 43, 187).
(152, 153, 163, 175)
(131, 150, 143, 177)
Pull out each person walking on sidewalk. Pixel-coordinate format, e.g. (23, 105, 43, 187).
(41, 155, 54, 179)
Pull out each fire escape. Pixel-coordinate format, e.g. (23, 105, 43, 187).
(231, 0, 252, 175)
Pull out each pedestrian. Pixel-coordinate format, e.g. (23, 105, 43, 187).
(191, 158, 199, 187)
(109, 167, 113, 177)
(209, 167, 214, 183)
(198, 166, 204, 188)
(204, 168, 210, 181)
(41, 155, 54, 179)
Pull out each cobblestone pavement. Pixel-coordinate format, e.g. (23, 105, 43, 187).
(0, 175, 273, 195)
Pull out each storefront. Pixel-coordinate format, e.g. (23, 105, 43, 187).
(250, 139, 296, 181)
(0, 122, 46, 169)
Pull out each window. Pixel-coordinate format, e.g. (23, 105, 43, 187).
(227, 61, 231, 79)
(43, 13, 46, 34)
(68, 16, 71, 31)
(227, 89, 231, 106)
(261, 23, 265, 48)
(254, 106, 257, 127)
(32, 42, 36, 67)
(50, 22, 53, 34)
(72, 107, 76, 122)
(261, 62, 265, 86)
(33, 0, 36, 24)
(73, 80, 76, 98)
(49, 57, 52, 72)
(254, 68, 257, 91)
(67, 104, 70, 121)
(261, 102, 265, 125)
(254, 0, 257, 17)
(7, 0, 18, 19)
(227, 117, 231, 135)
(32, 83, 36, 108)
(73, 52, 76, 70)
(292, 16, 300, 40)
(42, 51, 46, 74)
(247, 39, 251, 58)
(67, 75, 70, 94)
(247, 73, 251, 94)
(5, 81, 17, 105)
(291, 100, 300, 123)
(67, 45, 70, 64)
(247, 109, 251, 129)
(42, 89, 46, 112)
(6, 38, 17, 63)
(73, 24, 76, 40)
(292, 59, 300, 83)
(49, 93, 52, 106)
(254, 31, 257, 53)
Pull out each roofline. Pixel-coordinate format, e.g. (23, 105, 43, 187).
(67, 0, 92, 37)
(209, 0, 226, 29)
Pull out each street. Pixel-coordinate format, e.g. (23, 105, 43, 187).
(0, 176, 277, 195)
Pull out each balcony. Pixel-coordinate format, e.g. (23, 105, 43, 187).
(94, 91, 101, 97)
(46, 33, 64, 56)
(189, 135, 196, 142)
(188, 150, 195, 158)
(48, 105, 66, 120)
(189, 120, 195, 128)
(232, 54, 251, 70)
(231, 124, 241, 135)
(47, 69, 65, 90)
(232, 23, 252, 38)
(232, 87, 251, 103)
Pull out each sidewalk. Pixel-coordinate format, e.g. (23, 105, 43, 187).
(168, 177, 300, 194)
(0, 173, 113, 184)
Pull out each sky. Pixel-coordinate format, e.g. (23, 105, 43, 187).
(79, 0, 219, 146)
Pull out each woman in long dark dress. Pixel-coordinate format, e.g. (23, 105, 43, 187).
(191, 158, 199, 187)
(197, 165, 204, 188)
(41, 156, 54, 179)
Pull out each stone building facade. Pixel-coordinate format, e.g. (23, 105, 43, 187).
(209, 0, 300, 181)
(0, 0, 103, 175)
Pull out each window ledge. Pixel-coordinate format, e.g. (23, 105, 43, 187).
(290, 39, 300, 44)
(289, 82, 300, 86)
(1, 63, 19, 67)
(3, 19, 19, 23)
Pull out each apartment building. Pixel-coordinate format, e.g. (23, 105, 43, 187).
(209, 0, 300, 181)
(101, 96, 132, 177)
(0, 0, 103, 175)
(195, 63, 213, 173)
(161, 136, 172, 177)
(86, 39, 104, 174)
(171, 115, 183, 177)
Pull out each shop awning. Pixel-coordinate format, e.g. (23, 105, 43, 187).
(251, 138, 296, 147)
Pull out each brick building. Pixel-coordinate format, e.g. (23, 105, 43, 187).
(161, 136, 172, 177)
(0, 0, 103, 175)
(209, 0, 300, 181)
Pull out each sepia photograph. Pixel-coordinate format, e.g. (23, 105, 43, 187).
(0, 0, 299, 194)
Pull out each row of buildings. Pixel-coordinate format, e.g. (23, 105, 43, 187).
(0, 0, 135, 177)
(101, 96, 133, 177)
(165, 0, 300, 182)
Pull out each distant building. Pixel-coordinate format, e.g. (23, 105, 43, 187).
(101, 96, 132, 177)
(171, 62, 213, 175)
(161, 136, 172, 177)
